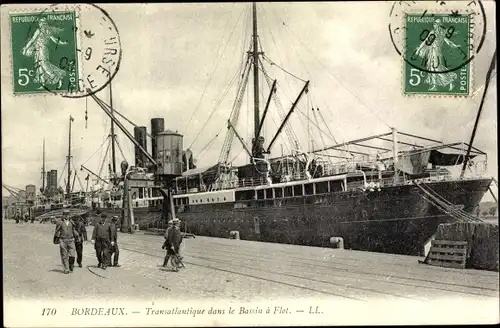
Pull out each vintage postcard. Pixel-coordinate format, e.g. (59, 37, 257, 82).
(2, 2, 498, 327)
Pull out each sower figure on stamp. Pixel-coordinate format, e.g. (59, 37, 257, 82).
(53, 209, 78, 274)
(91, 214, 111, 270)
(108, 216, 121, 267)
(162, 218, 183, 272)
(74, 216, 88, 268)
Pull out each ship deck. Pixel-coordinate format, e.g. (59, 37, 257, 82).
(3, 220, 499, 325)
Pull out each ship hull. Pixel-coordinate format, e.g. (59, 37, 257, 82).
(101, 178, 491, 256)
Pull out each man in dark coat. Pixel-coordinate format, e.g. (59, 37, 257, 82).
(108, 216, 121, 267)
(53, 209, 77, 274)
(91, 214, 111, 270)
(162, 218, 183, 272)
(74, 216, 88, 267)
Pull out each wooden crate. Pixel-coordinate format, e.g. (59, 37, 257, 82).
(426, 240, 468, 269)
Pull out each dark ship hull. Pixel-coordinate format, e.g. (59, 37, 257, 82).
(96, 206, 160, 227)
(96, 177, 490, 256)
(175, 178, 491, 256)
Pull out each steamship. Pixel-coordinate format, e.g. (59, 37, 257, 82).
(90, 3, 493, 256)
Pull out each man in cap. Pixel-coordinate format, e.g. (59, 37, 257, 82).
(74, 216, 88, 268)
(53, 209, 77, 274)
(108, 216, 121, 267)
(162, 218, 183, 272)
(161, 219, 174, 256)
(91, 214, 112, 270)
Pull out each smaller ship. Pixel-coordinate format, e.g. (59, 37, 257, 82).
(34, 115, 89, 221)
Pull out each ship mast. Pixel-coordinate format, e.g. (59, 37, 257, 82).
(66, 115, 74, 198)
(252, 2, 260, 143)
(109, 79, 117, 176)
(41, 138, 45, 192)
(460, 50, 497, 178)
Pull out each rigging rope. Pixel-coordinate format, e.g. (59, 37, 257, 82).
(104, 105, 154, 139)
(315, 106, 353, 159)
(415, 182, 482, 222)
(184, 5, 246, 135)
(257, 84, 292, 155)
(57, 162, 67, 190)
(81, 136, 110, 166)
(219, 59, 252, 163)
(316, 106, 338, 145)
(72, 162, 85, 191)
(262, 55, 306, 83)
(98, 140, 111, 179)
(276, 14, 392, 129)
(114, 138, 127, 163)
(197, 126, 225, 160)
(259, 60, 301, 152)
(295, 107, 332, 141)
(419, 182, 482, 221)
(188, 57, 248, 150)
(312, 107, 332, 164)
(259, 8, 303, 151)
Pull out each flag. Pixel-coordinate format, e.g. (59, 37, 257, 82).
(70, 116, 74, 122)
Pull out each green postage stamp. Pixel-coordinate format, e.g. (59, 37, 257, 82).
(10, 11, 79, 95)
(403, 13, 471, 96)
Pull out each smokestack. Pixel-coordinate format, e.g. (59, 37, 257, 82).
(151, 118, 164, 160)
(133, 126, 148, 167)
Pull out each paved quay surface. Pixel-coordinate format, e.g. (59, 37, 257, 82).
(3, 220, 499, 302)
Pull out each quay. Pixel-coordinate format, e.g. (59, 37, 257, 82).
(3, 220, 499, 326)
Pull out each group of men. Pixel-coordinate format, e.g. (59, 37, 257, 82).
(53, 210, 120, 274)
(14, 212, 33, 224)
(53, 209, 185, 274)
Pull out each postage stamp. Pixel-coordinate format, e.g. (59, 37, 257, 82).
(388, 0, 487, 97)
(10, 11, 79, 95)
(404, 13, 470, 96)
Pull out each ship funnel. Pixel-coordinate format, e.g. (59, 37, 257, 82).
(151, 118, 165, 162)
(133, 126, 148, 168)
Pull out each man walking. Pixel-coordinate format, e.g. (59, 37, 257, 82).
(161, 219, 173, 265)
(162, 218, 183, 272)
(74, 216, 88, 268)
(91, 214, 111, 270)
(53, 209, 77, 274)
(108, 216, 121, 267)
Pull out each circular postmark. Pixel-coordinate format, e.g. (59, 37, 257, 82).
(388, 0, 487, 74)
(21, 3, 122, 98)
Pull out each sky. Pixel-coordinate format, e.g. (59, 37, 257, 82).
(1, 2, 497, 200)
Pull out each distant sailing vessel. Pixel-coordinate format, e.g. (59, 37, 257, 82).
(30, 116, 88, 220)
(85, 3, 494, 256)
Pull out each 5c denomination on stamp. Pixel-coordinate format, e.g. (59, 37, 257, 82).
(10, 10, 79, 95)
(389, 1, 487, 97)
(404, 13, 471, 96)
(9, 3, 122, 98)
